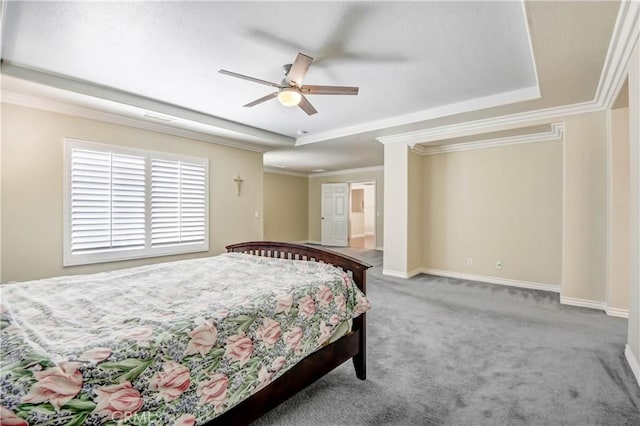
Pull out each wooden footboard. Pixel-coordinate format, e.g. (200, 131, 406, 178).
(208, 241, 372, 424)
(225, 241, 370, 294)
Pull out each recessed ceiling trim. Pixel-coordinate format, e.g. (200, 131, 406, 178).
(1, 89, 271, 154)
(143, 112, 176, 122)
(595, 0, 640, 109)
(410, 122, 564, 156)
(378, 1, 638, 147)
(1, 61, 294, 147)
(0, 0, 7, 59)
(309, 165, 383, 178)
(376, 100, 597, 146)
(520, 0, 541, 101)
(263, 168, 308, 177)
(295, 85, 540, 146)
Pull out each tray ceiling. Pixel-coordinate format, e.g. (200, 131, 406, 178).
(0, 1, 623, 174)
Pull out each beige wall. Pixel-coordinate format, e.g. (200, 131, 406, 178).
(388, 111, 617, 311)
(562, 112, 608, 302)
(609, 107, 630, 311)
(263, 172, 308, 242)
(308, 168, 384, 248)
(421, 140, 563, 285)
(1, 103, 263, 282)
(408, 151, 423, 273)
(383, 143, 408, 273)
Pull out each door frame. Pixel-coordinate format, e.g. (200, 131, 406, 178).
(348, 180, 377, 249)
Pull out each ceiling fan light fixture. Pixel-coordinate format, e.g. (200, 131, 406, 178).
(278, 88, 302, 107)
(220, 52, 358, 115)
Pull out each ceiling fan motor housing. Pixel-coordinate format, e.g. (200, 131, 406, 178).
(282, 64, 293, 76)
(218, 52, 358, 116)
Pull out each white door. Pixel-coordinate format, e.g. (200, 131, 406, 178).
(321, 183, 348, 246)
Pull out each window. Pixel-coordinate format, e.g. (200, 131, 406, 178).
(64, 139, 209, 266)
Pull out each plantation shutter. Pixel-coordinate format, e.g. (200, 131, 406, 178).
(65, 139, 209, 266)
(111, 154, 146, 249)
(179, 162, 207, 243)
(70, 149, 146, 255)
(151, 159, 206, 246)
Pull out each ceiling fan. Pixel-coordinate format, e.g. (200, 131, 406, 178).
(218, 52, 359, 116)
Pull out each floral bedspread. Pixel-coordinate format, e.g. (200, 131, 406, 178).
(0, 252, 371, 425)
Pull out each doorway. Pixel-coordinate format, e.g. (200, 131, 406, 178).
(320, 183, 349, 247)
(349, 182, 376, 249)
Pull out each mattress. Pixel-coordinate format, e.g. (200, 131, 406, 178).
(0, 252, 371, 425)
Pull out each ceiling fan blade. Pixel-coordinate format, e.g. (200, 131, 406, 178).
(286, 53, 313, 87)
(244, 92, 278, 107)
(298, 95, 318, 116)
(247, 29, 307, 54)
(219, 69, 283, 88)
(301, 85, 359, 95)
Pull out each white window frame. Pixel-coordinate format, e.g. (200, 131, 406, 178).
(63, 139, 209, 266)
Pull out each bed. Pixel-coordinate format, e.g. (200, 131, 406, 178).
(0, 241, 371, 425)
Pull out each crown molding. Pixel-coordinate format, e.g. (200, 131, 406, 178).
(0, 1, 7, 60)
(377, 101, 596, 146)
(377, 2, 639, 147)
(308, 165, 384, 178)
(263, 168, 308, 177)
(1, 89, 272, 154)
(595, 0, 640, 109)
(295, 85, 540, 146)
(292, 0, 539, 146)
(2, 2, 636, 155)
(521, 0, 541, 102)
(1, 62, 294, 146)
(411, 122, 564, 156)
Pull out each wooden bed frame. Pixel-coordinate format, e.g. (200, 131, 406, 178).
(205, 241, 372, 425)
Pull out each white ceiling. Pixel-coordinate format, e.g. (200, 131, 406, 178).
(0, 1, 622, 174)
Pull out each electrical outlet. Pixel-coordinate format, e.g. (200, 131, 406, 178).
(496, 260, 502, 270)
(467, 258, 473, 266)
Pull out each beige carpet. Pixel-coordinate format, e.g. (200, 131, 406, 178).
(254, 247, 640, 425)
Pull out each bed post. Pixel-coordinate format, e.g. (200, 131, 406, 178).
(353, 314, 366, 380)
(352, 268, 367, 380)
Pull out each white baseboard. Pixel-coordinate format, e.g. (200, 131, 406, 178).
(560, 296, 607, 311)
(605, 307, 630, 318)
(421, 268, 560, 293)
(382, 269, 408, 278)
(375, 265, 632, 320)
(560, 297, 629, 318)
(364, 232, 375, 236)
(375, 246, 383, 251)
(350, 234, 365, 238)
(625, 345, 640, 388)
(382, 268, 422, 279)
(305, 240, 322, 245)
(407, 268, 423, 278)
(386, 267, 560, 294)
